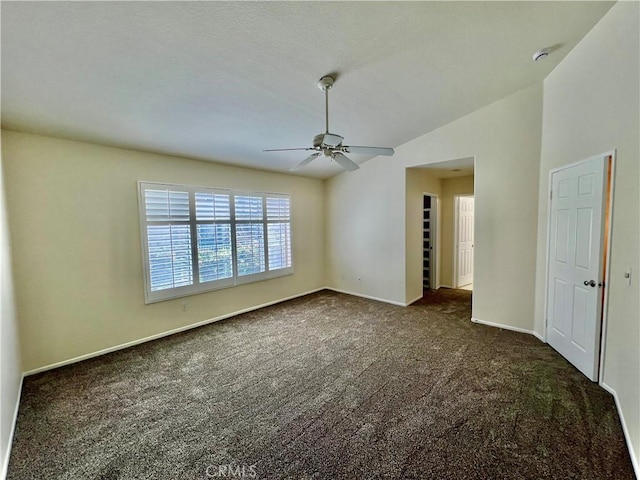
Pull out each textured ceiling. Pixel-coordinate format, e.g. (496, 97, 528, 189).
(1, 2, 613, 178)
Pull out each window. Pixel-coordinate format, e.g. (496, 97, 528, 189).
(139, 182, 292, 303)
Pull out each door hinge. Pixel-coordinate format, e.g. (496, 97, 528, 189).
(550, 190, 553, 200)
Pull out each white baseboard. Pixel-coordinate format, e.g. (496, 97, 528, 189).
(24, 287, 325, 376)
(439, 284, 454, 289)
(405, 294, 424, 306)
(471, 317, 540, 338)
(1, 373, 24, 480)
(600, 382, 639, 478)
(532, 331, 545, 342)
(325, 287, 408, 307)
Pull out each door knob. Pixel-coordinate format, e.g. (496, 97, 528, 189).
(583, 280, 596, 287)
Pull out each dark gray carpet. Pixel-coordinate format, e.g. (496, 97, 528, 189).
(7, 289, 635, 479)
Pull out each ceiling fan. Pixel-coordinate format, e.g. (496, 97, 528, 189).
(264, 75, 395, 171)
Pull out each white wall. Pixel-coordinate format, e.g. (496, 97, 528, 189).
(326, 156, 407, 304)
(0, 134, 23, 479)
(534, 1, 639, 470)
(328, 83, 542, 331)
(2, 131, 326, 372)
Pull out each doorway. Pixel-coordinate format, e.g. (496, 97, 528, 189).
(405, 157, 475, 304)
(454, 195, 475, 289)
(423, 194, 438, 290)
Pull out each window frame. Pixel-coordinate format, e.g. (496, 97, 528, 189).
(138, 181, 293, 304)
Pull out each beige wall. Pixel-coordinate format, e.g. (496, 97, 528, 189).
(328, 83, 542, 331)
(2, 131, 326, 372)
(0, 135, 22, 478)
(439, 175, 474, 288)
(534, 1, 639, 469)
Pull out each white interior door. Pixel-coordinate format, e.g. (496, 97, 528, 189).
(546, 155, 608, 381)
(456, 196, 474, 287)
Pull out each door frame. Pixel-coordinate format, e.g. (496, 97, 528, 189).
(453, 194, 475, 289)
(423, 192, 439, 290)
(542, 150, 616, 383)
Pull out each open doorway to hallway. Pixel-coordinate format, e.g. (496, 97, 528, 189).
(406, 157, 475, 300)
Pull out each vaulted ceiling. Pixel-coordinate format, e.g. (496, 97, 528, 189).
(1, 2, 613, 178)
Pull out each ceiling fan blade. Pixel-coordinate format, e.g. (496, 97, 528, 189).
(264, 147, 315, 152)
(332, 153, 359, 171)
(343, 146, 395, 156)
(290, 152, 320, 171)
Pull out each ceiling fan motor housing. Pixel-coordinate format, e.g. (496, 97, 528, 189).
(313, 133, 344, 148)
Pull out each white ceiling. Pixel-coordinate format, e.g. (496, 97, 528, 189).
(1, 1, 613, 178)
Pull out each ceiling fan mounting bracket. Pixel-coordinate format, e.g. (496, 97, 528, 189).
(317, 75, 335, 91)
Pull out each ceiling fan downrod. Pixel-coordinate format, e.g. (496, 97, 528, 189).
(318, 75, 334, 135)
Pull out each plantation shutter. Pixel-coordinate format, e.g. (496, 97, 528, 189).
(266, 196, 292, 271)
(144, 188, 193, 291)
(195, 192, 234, 284)
(139, 182, 293, 303)
(234, 195, 266, 277)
